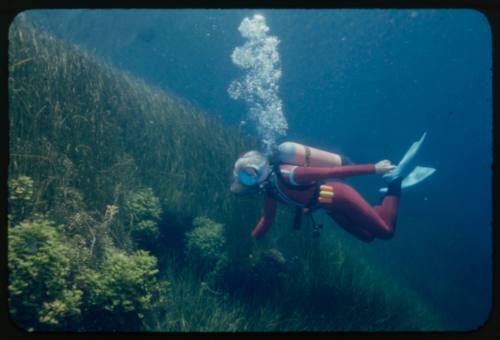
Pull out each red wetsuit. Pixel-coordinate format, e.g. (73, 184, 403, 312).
(251, 164, 401, 242)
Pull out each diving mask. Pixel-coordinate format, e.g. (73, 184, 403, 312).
(238, 165, 261, 186)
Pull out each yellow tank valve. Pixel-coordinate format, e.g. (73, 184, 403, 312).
(319, 190, 334, 198)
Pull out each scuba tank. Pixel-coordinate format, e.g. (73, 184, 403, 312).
(277, 142, 345, 167)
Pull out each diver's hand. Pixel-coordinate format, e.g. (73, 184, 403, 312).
(375, 160, 396, 175)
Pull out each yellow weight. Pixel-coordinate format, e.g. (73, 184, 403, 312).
(320, 190, 334, 198)
(320, 185, 333, 192)
(318, 196, 333, 204)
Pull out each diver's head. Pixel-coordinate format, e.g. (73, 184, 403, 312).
(230, 150, 271, 195)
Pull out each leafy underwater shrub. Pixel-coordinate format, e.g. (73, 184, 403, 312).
(77, 248, 168, 331)
(8, 211, 167, 331)
(246, 248, 288, 296)
(8, 175, 34, 225)
(8, 218, 82, 331)
(125, 188, 162, 247)
(207, 247, 289, 299)
(126, 188, 161, 220)
(185, 216, 226, 275)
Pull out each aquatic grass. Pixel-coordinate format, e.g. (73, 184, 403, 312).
(269, 216, 444, 331)
(149, 236, 442, 332)
(154, 210, 442, 332)
(8, 18, 259, 250)
(146, 262, 285, 332)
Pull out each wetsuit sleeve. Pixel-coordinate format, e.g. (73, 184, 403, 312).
(251, 194, 278, 239)
(292, 164, 376, 185)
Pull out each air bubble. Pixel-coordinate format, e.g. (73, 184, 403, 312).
(228, 14, 288, 154)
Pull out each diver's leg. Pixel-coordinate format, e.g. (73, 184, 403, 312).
(373, 179, 402, 232)
(327, 210, 375, 242)
(324, 182, 399, 240)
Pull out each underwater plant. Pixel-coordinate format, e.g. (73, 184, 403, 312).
(76, 248, 168, 331)
(185, 216, 226, 275)
(246, 248, 288, 296)
(148, 263, 284, 332)
(8, 219, 82, 331)
(125, 188, 162, 221)
(8, 175, 34, 224)
(125, 188, 162, 247)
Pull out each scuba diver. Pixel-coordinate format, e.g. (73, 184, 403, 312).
(230, 133, 435, 242)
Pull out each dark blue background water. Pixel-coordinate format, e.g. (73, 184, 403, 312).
(21, 9, 492, 330)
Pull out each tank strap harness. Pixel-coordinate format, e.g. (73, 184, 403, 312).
(265, 163, 335, 238)
(303, 145, 312, 166)
(266, 163, 317, 208)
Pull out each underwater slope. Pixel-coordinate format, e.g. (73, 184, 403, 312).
(8, 18, 260, 236)
(7, 19, 443, 332)
(7, 18, 263, 331)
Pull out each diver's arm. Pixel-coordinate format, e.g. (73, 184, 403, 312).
(251, 194, 278, 239)
(292, 164, 376, 185)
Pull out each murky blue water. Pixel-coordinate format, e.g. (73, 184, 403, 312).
(22, 9, 492, 330)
